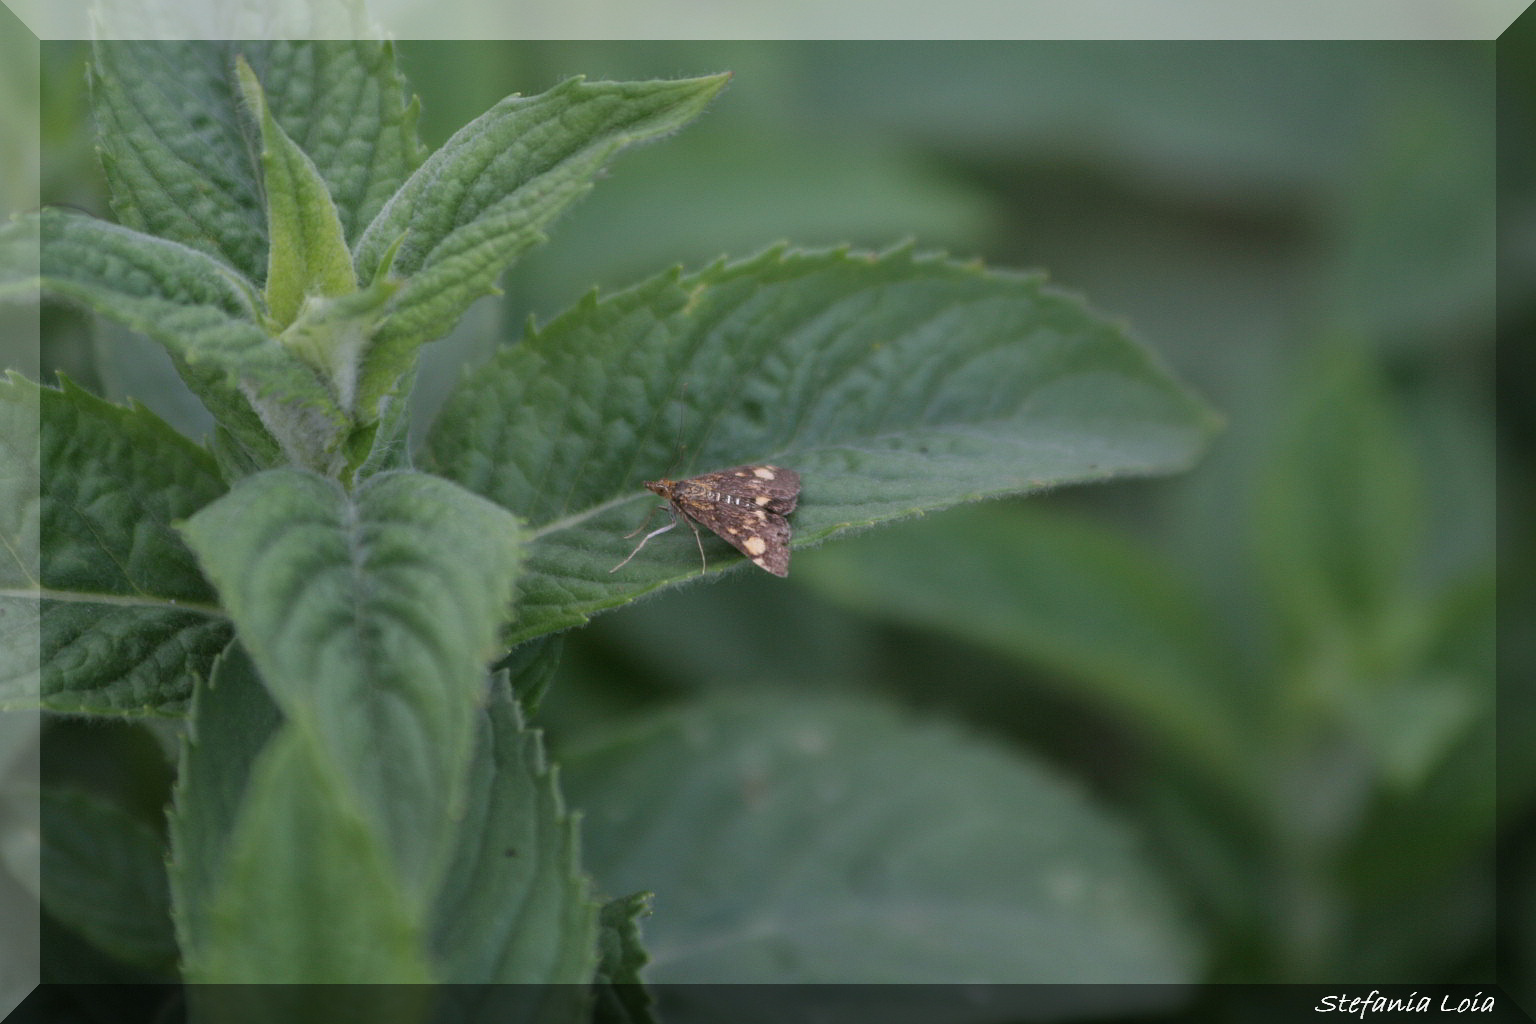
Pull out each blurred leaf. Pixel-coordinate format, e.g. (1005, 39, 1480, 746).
(1342, 566, 1491, 796)
(38, 787, 176, 974)
(353, 74, 728, 420)
(1410, 385, 1495, 591)
(429, 674, 598, 984)
(428, 244, 1219, 644)
(1254, 346, 1423, 654)
(798, 503, 1245, 780)
(0, 6, 39, 219)
(1339, 572, 1494, 889)
(509, 125, 995, 316)
(1321, 54, 1494, 350)
(799, 42, 1381, 201)
(563, 690, 1202, 992)
(1344, 675, 1481, 794)
(22, 377, 229, 715)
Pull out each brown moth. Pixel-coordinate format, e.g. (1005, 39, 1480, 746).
(609, 464, 801, 577)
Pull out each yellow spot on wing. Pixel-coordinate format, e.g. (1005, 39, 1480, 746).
(753, 467, 776, 480)
(744, 536, 767, 556)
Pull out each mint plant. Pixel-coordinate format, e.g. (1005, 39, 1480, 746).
(3, 40, 1221, 1014)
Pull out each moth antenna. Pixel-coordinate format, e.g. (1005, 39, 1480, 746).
(664, 380, 689, 478)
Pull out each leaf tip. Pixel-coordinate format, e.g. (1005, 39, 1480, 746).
(231, 53, 264, 117)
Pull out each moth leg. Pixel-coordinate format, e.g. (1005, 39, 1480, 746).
(609, 507, 679, 573)
(623, 502, 668, 539)
(682, 515, 708, 575)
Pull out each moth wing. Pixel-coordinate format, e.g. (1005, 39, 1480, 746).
(676, 497, 791, 577)
(708, 465, 801, 515)
(719, 507, 793, 577)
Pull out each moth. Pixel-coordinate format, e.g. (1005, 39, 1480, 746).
(609, 464, 801, 577)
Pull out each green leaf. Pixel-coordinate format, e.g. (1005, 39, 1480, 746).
(199, 726, 437, 985)
(351, 73, 728, 419)
(91, 41, 268, 283)
(244, 40, 424, 245)
(7, 209, 258, 318)
(593, 892, 657, 1024)
(1342, 571, 1492, 795)
(796, 503, 1247, 782)
(89, 41, 423, 284)
(0, 372, 40, 704)
(495, 634, 564, 718)
(276, 276, 402, 428)
(235, 55, 357, 331)
(17, 377, 229, 715)
(1255, 346, 1423, 648)
(427, 245, 1220, 644)
(170, 652, 443, 995)
(39, 787, 177, 974)
(562, 690, 1202, 993)
(167, 644, 280, 972)
(429, 674, 598, 984)
(178, 469, 525, 906)
(17, 208, 351, 471)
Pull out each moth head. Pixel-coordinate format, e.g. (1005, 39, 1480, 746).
(643, 479, 673, 498)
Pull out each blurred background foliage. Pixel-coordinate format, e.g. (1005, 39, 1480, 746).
(32, 31, 1516, 1009)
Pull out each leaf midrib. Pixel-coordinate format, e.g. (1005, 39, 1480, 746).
(15, 586, 225, 618)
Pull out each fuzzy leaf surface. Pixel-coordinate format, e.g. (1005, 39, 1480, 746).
(17, 377, 229, 715)
(15, 208, 345, 468)
(178, 469, 525, 906)
(173, 651, 442, 1004)
(198, 725, 436, 985)
(91, 40, 268, 282)
(562, 690, 1200, 1003)
(243, 40, 424, 244)
(352, 74, 728, 418)
(168, 644, 280, 975)
(236, 56, 356, 330)
(429, 674, 598, 984)
(91, 41, 424, 281)
(427, 245, 1219, 643)
(0, 373, 40, 704)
